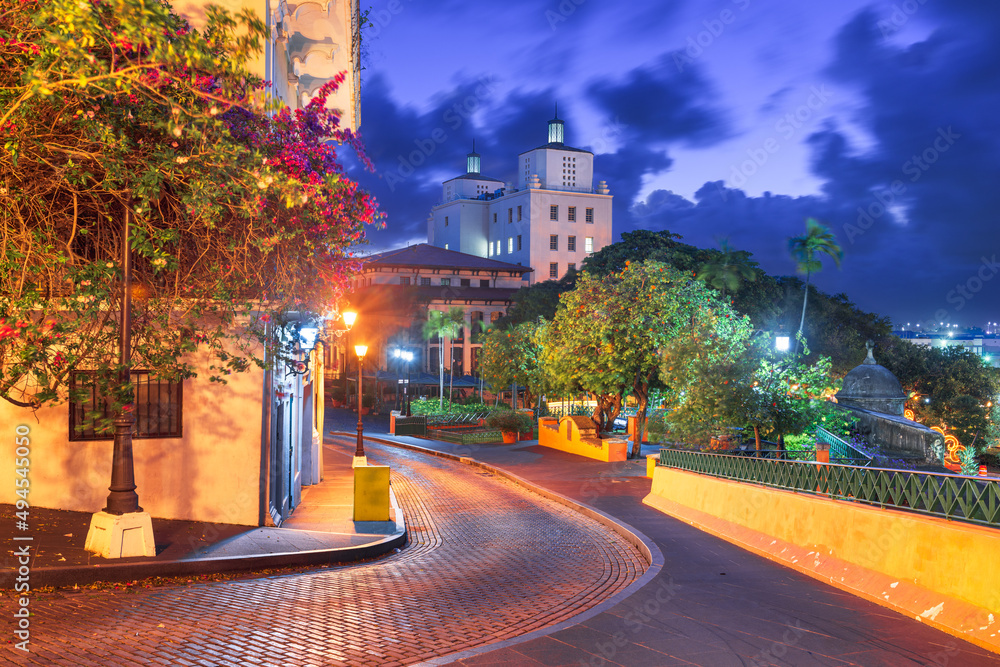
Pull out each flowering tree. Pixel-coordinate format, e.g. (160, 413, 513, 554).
(0, 0, 380, 417)
(541, 261, 735, 456)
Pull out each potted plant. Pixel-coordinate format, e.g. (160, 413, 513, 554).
(361, 390, 375, 415)
(330, 387, 346, 408)
(486, 410, 533, 444)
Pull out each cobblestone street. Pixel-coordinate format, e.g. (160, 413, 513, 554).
(2, 438, 647, 666)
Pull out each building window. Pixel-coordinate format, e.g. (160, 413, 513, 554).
(444, 216, 449, 227)
(508, 237, 513, 253)
(480, 279, 490, 288)
(517, 205, 522, 221)
(508, 208, 513, 223)
(490, 311, 502, 323)
(585, 208, 594, 223)
(441, 278, 451, 286)
(568, 236, 576, 252)
(517, 235, 522, 251)
(69, 371, 182, 441)
(568, 206, 576, 222)
(550, 235, 558, 251)
(550, 205, 558, 221)
(495, 240, 501, 255)
(460, 278, 471, 287)
(493, 212, 497, 223)
(399, 276, 411, 285)
(568, 262, 576, 272)
(549, 263, 558, 279)
(585, 236, 594, 253)
(420, 277, 431, 286)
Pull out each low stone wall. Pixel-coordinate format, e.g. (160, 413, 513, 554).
(644, 466, 1000, 654)
(537, 416, 627, 462)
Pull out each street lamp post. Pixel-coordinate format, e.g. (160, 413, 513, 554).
(342, 310, 357, 407)
(392, 348, 413, 416)
(354, 344, 368, 466)
(85, 208, 155, 558)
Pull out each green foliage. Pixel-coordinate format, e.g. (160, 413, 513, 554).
(485, 409, 533, 433)
(541, 261, 734, 453)
(408, 397, 496, 416)
(0, 0, 379, 414)
(880, 340, 1000, 448)
(494, 272, 577, 328)
(697, 238, 758, 298)
(478, 320, 545, 405)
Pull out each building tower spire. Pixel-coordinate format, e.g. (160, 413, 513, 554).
(548, 105, 565, 145)
(466, 139, 481, 174)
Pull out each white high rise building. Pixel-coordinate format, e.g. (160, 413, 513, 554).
(428, 113, 613, 283)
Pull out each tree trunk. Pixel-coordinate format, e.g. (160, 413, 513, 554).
(753, 424, 762, 453)
(778, 433, 786, 459)
(631, 378, 650, 459)
(447, 336, 454, 403)
(794, 272, 810, 355)
(438, 336, 444, 410)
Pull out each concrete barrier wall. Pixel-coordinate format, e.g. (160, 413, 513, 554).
(644, 466, 1000, 654)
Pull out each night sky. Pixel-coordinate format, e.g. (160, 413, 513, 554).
(344, 0, 1000, 330)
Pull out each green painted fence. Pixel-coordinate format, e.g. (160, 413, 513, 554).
(658, 449, 1000, 529)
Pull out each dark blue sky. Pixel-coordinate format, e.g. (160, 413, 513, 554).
(345, 0, 1000, 330)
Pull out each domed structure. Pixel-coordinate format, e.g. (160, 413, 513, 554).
(834, 341, 906, 416)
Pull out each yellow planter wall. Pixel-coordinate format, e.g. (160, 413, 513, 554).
(537, 417, 627, 462)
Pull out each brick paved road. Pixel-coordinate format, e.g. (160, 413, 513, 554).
(2, 438, 646, 666)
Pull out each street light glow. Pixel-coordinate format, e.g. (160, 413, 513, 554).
(354, 344, 368, 358)
(343, 310, 358, 328)
(775, 336, 790, 352)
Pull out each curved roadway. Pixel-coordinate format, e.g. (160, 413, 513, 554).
(5, 438, 647, 666)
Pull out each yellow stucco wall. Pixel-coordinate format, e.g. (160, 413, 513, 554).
(645, 467, 1000, 653)
(537, 417, 628, 462)
(2, 353, 264, 525)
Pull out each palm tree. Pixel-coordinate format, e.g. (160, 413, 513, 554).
(423, 307, 465, 409)
(697, 238, 759, 300)
(788, 218, 843, 353)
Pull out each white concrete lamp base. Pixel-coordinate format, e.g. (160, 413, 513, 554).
(85, 511, 156, 559)
(352, 455, 368, 468)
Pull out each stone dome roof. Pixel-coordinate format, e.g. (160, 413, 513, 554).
(834, 341, 906, 415)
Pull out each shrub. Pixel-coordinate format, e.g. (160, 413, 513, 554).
(485, 410, 533, 433)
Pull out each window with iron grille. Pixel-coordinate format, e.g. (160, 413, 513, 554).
(549, 235, 558, 250)
(69, 370, 182, 441)
(493, 212, 497, 223)
(549, 262, 558, 279)
(460, 278, 471, 287)
(550, 205, 558, 221)
(568, 206, 576, 222)
(444, 216, 449, 226)
(399, 276, 411, 285)
(568, 262, 576, 272)
(517, 235, 522, 251)
(585, 208, 594, 223)
(508, 208, 513, 223)
(517, 205, 522, 221)
(420, 277, 431, 286)
(568, 235, 576, 252)
(480, 279, 490, 288)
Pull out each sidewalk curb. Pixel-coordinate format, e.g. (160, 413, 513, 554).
(2, 490, 407, 590)
(331, 432, 667, 666)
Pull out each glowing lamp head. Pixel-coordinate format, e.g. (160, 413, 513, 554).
(775, 336, 790, 352)
(354, 344, 368, 359)
(343, 310, 358, 328)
